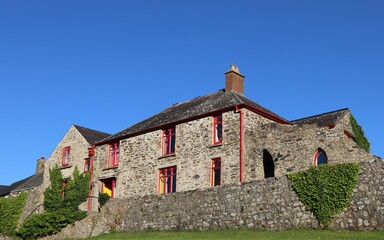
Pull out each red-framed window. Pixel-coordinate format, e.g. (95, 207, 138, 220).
(62, 146, 70, 167)
(213, 115, 223, 144)
(61, 179, 68, 199)
(314, 148, 328, 165)
(211, 158, 221, 186)
(84, 158, 91, 173)
(162, 127, 176, 155)
(108, 143, 119, 167)
(158, 166, 177, 194)
(101, 178, 116, 198)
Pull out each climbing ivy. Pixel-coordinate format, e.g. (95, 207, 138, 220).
(287, 163, 360, 228)
(350, 115, 370, 152)
(0, 191, 28, 236)
(43, 167, 64, 212)
(17, 166, 89, 239)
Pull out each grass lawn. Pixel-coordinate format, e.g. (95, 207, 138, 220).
(87, 229, 384, 240)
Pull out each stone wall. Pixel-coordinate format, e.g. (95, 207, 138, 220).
(45, 159, 383, 239)
(18, 187, 44, 224)
(245, 112, 373, 179)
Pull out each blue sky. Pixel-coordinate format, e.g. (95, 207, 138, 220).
(1, 1, 383, 185)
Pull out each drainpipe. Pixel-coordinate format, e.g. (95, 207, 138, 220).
(236, 106, 244, 183)
(87, 145, 95, 212)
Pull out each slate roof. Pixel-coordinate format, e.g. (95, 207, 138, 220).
(11, 172, 44, 193)
(74, 125, 111, 144)
(97, 90, 289, 144)
(0, 185, 9, 196)
(0, 175, 34, 197)
(292, 108, 349, 127)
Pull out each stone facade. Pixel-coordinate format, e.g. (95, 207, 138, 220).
(245, 111, 372, 179)
(90, 110, 249, 211)
(43, 159, 383, 239)
(89, 105, 371, 212)
(42, 125, 93, 211)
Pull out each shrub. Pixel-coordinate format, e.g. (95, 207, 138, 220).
(0, 191, 28, 236)
(287, 163, 360, 228)
(98, 192, 110, 209)
(17, 208, 86, 239)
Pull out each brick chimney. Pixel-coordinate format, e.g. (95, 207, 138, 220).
(35, 157, 45, 175)
(225, 65, 245, 95)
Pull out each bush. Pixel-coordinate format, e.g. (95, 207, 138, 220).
(17, 208, 86, 239)
(44, 167, 89, 212)
(0, 191, 28, 236)
(287, 163, 360, 228)
(98, 193, 110, 209)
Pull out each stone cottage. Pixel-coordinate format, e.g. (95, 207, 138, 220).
(86, 65, 374, 212)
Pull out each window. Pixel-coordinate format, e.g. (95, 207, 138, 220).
(162, 127, 176, 155)
(62, 146, 70, 167)
(211, 158, 221, 186)
(61, 179, 68, 199)
(84, 158, 91, 173)
(158, 166, 177, 194)
(101, 178, 116, 198)
(213, 115, 223, 144)
(314, 148, 328, 165)
(108, 143, 119, 167)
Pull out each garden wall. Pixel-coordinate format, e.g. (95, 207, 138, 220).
(44, 159, 383, 239)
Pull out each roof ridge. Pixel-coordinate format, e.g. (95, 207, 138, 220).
(73, 124, 110, 135)
(292, 108, 350, 122)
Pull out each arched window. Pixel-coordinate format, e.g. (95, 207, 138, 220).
(314, 148, 328, 165)
(263, 149, 275, 178)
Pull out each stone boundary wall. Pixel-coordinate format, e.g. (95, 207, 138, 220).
(18, 187, 44, 225)
(44, 159, 383, 239)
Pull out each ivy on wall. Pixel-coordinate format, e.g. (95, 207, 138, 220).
(0, 191, 28, 236)
(287, 163, 360, 228)
(17, 167, 89, 239)
(350, 115, 370, 152)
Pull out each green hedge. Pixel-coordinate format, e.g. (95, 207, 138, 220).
(287, 163, 360, 228)
(0, 191, 28, 236)
(17, 208, 87, 239)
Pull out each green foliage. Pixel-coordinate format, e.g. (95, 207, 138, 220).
(17, 208, 87, 239)
(350, 115, 370, 152)
(0, 191, 28, 236)
(44, 167, 89, 212)
(287, 163, 360, 228)
(18, 166, 89, 239)
(62, 168, 90, 210)
(44, 167, 64, 212)
(98, 193, 110, 208)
